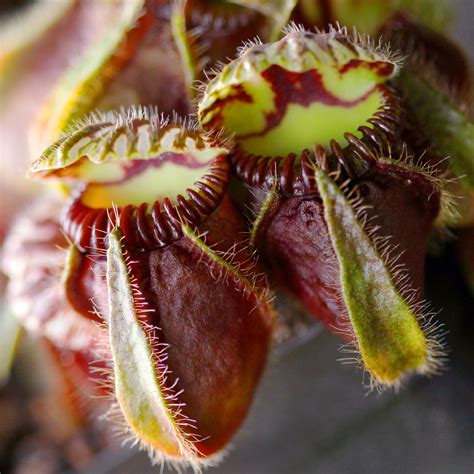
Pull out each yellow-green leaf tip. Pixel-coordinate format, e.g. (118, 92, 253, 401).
(315, 169, 445, 387)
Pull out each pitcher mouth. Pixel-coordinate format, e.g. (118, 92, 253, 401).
(30, 109, 231, 252)
(198, 25, 403, 195)
(230, 84, 401, 196)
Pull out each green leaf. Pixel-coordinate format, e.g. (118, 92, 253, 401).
(0, 303, 23, 387)
(106, 230, 195, 461)
(398, 71, 474, 192)
(315, 170, 431, 386)
(171, 1, 197, 101)
(36, 0, 146, 145)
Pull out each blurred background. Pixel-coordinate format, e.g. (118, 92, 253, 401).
(0, 1, 473, 473)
